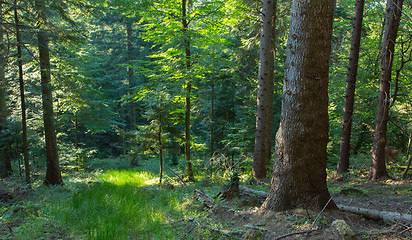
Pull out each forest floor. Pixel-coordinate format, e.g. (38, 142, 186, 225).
(0, 157, 411, 239)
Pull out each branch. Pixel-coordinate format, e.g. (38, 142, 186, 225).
(337, 205, 412, 223)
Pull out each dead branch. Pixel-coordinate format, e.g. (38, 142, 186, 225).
(274, 229, 321, 240)
(337, 205, 412, 223)
(193, 189, 216, 209)
(167, 166, 186, 186)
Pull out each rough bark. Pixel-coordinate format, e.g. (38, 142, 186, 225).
(182, 0, 194, 181)
(262, 0, 337, 211)
(337, 0, 365, 174)
(36, 0, 62, 185)
(253, 0, 276, 181)
(370, 0, 404, 180)
(0, 1, 11, 178)
(15, 4, 30, 184)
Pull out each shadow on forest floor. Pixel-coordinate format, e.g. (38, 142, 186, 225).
(1, 157, 411, 239)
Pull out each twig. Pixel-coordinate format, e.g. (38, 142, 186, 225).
(167, 166, 186, 186)
(274, 198, 332, 240)
(310, 197, 333, 230)
(274, 229, 321, 240)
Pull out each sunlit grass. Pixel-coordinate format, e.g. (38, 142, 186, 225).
(46, 169, 184, 239)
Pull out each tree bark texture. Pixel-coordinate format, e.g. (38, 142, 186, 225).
(182, 0, 194, 181)
(337, 0, 365, 174)
(370, 0, 404, 180)
(253, 0, 275, 181)
(15, 4, 31, 184)
(36, 0, 62, 185)
(262, 0, 336, 211)
(0, 1, 11, 178)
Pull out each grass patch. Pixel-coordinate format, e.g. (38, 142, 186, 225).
(46, 170, 186, 239)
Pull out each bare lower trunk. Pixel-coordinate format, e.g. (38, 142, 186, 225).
(0, 2, 11, 178)
(253, 0, 276, 181)
(158, 115, 163, 184)
(15, 5, 30, 184)
(36, 0, 62, 185)
(182, 0, 194, 181)
(210, 84, 214, 159)
(370, 0, 404, 180)
(337, 0, 365, 174)
(262, 0, 336, 211)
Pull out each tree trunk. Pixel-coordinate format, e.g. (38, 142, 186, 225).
(127, 19, 139, 166)
(36, 0, 62, 185)
(0, 1, 12, 178)
(182, 0, 194, 181)
(253, 0, 276, 181)
(15, 4, 31, 184)
(262, 0, 336, 211)
(337, 0, 365, 174)
(158, 114, 163, 184)
(210, 84, 214, 159)
(370, 0, 404, 181)
(127, 20, 136, 131)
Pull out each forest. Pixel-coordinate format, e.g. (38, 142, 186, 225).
(0, 0, 411, 239)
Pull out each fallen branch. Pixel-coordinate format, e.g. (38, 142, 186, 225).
(239, 186, 269, 200)
(194, 189, 216, 208)
(337, 205, 412, 223)
(274, 229, 321, 240)
(167, 166, 186, 186)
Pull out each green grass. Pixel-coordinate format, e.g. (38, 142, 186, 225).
(46, 170, 186, 240)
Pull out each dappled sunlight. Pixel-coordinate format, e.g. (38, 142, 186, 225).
(45, 169, 185, 240)
(99, 169, 158, 187)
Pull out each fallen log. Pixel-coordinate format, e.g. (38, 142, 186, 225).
(337, 205, 412, 223)
(194, 189, 216, 208)
(239, 186, 269, 200)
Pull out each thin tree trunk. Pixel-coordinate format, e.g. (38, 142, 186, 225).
(127, 19, 139, 166)
(158, 114, 163, 184)
(402, 131, 412, 179)
(370, 0, 404, 181)
(253, 0, 276, 181)
(0, 1, 11, 178)
(74, 113, 78, 148)
(15, 3, 30, 184)
(337, 0, 365, 174)
(36, 0, 62, 185)
(127, 20, 136, 131)
(182, 0, 194, 181)
(210, 84, 214, 159)
(262, 0, 336, 211)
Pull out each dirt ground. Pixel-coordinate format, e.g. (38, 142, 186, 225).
(1, 175, 411, 239)
(191, 178, 412, 239)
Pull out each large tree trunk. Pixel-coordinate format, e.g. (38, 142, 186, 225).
(337, 0, 365, 174)
(370, 0, 404, 181)
(36, 0, 62, 185)
(15, 4, 31, 184)
(253, 0, 276, 181)
(0, 1, 12, 178)
(262, 0, 336, 211)
(182, 0, 194, 181)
